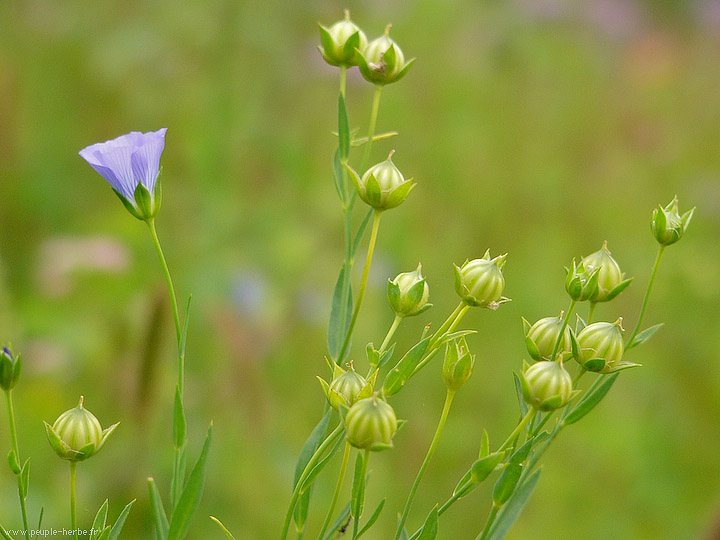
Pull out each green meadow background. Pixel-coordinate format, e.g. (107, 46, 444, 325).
(1, 1, 719, 539)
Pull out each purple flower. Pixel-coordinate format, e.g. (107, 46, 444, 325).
(79, 129, 167, 219)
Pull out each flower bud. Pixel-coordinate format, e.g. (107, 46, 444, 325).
(523, 313, 571, 362)
(45, 397, 118, 462)
(344, 393, 397, 451)
(520, 361, 573, 411)
(454, 250, 508, 309)
(580, 241, 632, 302)
(318, 361, 374, 410)
(564, 258, 600, 302)
(442, 337, 475, 392)
(576, 319, 625, 373)
(651, 196, 695, 246)
(356, 25, 415, 85)
(318, 10, 367, 68)
(388, 263, 432, 318)
(347, 151, 415, 211)
(0, 347, 21, 391)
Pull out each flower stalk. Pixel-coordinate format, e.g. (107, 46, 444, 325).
(5, 389, 30, 540)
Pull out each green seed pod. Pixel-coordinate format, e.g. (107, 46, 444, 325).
(318, 361, 374, 410)
(576, 319, 625, 373)
(318, 10, 368, 68)
(0, 347, 21, 391)
(523, 313, 571, 362)
(564, 258, 600, 302)
(388, 263, 432, 318)
(520, 361, 573, 412)
(651, 196, 695, 246)
(356, 25, 415, 85)
(454, 250, 508, 308)
(45, 397, 118, 462)
(344, 394, 397, 451)
(442, 337, 475, 392)
(347, 151, 415, 211)
(580, 241, 632, 302)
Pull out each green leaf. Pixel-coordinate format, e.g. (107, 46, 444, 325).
(37, 507, 44, 530)
(436, 330, 477, 347)
(454, 451, 505, 498)
(173, 386, 186, 449)
(352, 209, 374, 259)
(7, 449, 20, 475)
(95, 527, 111, 540)
(148, 477, 169, 540)
(626, 323, 664, 351)
(299, 436, 344, 494)
(584, 358, 606, 373)
(351, 452, 367, 519)
(167, 424, 212, 540)
(108, 499, 136, 540)
(19, 459, 29, 499)
(480, 430, 490, 458)
(377, 344, 396, 369)
(294, 410, 332, 488)
(565, 374, 618, 425)
(333, 149, 345, 203)
(512, 373, 529, 418)
(338, 94, 350, 160)
(321, 502, 351, 540)
(383, 337, 431, 397)
(91, 500, 109, 540)
(416, 505, 438, 540)
(179, 296, 192, 359)
(209, 516, 236, 540)
(355, 498, 385, 540)
(111, 189, 143, 220)
(327, 266, 352, 361)
(492, 440, 533, 506)
(294, 490, 310, 534)
(0, 523, 13, 540)
(485, 469, 542, 540)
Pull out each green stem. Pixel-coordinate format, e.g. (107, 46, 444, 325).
(70, 461, 78, 540)
(393, 391, 456, 540)
(499, 408, 537, 452)
(5, 390, 29, 540)
(378, 315, 403, 356)
(587, 302, 597, 324)
(550, 300, 577, 363)
(280, 424, 345, 540)
(478, 504, 500, 540)
(360, 86, 383, 175)
(352, 449, 371, 540)
(340, 66, 347, 98)
(317, 441, 352, 540)
(338, 211, 382, 362)
(411, 304, 470, 378)
(626, 245, 666, 347)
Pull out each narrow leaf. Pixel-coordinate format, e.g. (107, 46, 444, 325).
(383, 337, 431, 397)
(416, 505, 439, 540)
(485, 469, 542, 540)
(294, 410, 332, 487)
(0, 524, 14, 540)
(352, 209, 374, 258)
(173, 386, 186, 449)
(167, 424, 213, 540)
(108, 499, 136, 540)
(179, 296, 192, 358)
(327, 266, 352, 361)
(209, 516, 236, 540)
(95, 527, 111, 540)
(148, 477, 169, 540)
(294, 490, 310, 533)
(299, 436, 344, 494)
(351, 453, 366, 519)
(19, 459, 29, 499)
(512, 373, 529, 418)
(436, 330, 477, 347)
(37, 507, 44, 530)
(355, 498, 385, 540)
(565, 374, 618, 425)
(626, 323, 664, 350)
(377, 343, 396, 369)
(338, 94, 350, 160)
(91, 500, 109, 540)
(332, 149, 345, 202)
(321, 502, 351, 540)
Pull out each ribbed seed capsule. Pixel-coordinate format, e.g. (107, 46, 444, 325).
(328, 368, 368, 409)
(45, 397, 118, 461)
(344, 394, 397, 451)
(521, 361, 573, 411)
(576, 319, 624, 373)
(581, 241, 630, 302)
(454, 251, 507, 308)
(524, 313, 571, 361)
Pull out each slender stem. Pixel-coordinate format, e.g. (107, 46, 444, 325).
(626, 245, 666, 347)
(5, 390, 30, 540)
(478, 504, 500, 540)
(412, 304, 470, 377)
(549, 300, 577, 363)
(339, 66, 347, 98)
(360, 86, 383, 174)
(70, 462, 78, 540)
(498, 408, 537, 452)
(352, 449, 371, 540)
(587, 302, 597, 324)
(393, 391, 456, 540)
(338, 211, 382, 362)
(280, 424, 345, 540)
(317, 441, 352, 540)
(429, 302, 466, 348)
(378, 315, 403, 356)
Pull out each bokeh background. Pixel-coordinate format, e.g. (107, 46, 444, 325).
(1, 0, 719, 539)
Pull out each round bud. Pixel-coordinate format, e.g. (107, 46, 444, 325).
(521, 361, 573, 411)
(576, 319, 624, 373)
(564, 259, 600, 302)
(581, 242, 629, 302)
(345, 394, 397, 451)
(651, 196, 695, 246)
(348, 152, 414, 211)
(0, 346, 21, 391)
(525, 314, 571, 361)
(356, 26, 415, 85)
(454, 251, 507, 308)
(328, 367, 368, 409)
(442, 337, 475, 392)
(388, 264, 431, 318)
(318, 11, 367, 67)
(45, 397, 118, 461)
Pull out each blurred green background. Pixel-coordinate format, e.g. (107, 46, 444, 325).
(1, 0, 719, 539)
